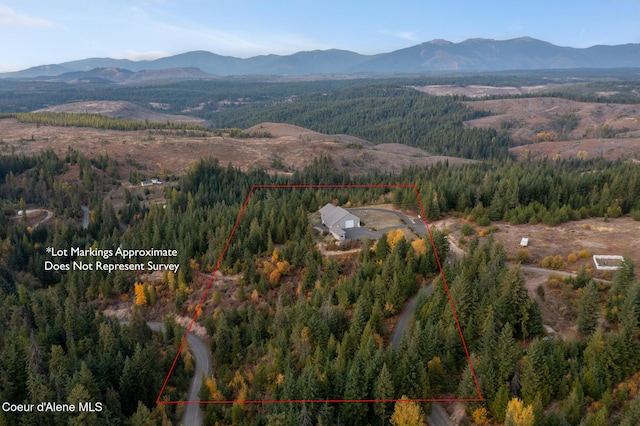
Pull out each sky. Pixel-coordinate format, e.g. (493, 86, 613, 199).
(1, 0, 639, 72)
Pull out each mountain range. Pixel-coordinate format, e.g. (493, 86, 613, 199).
(2, 37, 640, 81)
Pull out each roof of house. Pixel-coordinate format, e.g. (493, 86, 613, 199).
(329, 226, 346, 238)
(320, 203, 354, 228)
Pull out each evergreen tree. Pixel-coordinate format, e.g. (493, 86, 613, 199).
(577, 281, 600, 336)
(374, 363, 395, 424)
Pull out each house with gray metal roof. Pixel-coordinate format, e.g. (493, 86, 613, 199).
(319, 203, 360, 240)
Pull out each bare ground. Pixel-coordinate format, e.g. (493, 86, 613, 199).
(0, 119, 472, 178)
(411, 84, 564, 97)
(510, 138, 640, 161)
(432, 216, 640, 339)
(461, 97, 640, 160)
(436, 216, 640, 273)
(35, 101, 209, 125)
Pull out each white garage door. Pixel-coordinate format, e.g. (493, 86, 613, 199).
(345, 220, 354, 228)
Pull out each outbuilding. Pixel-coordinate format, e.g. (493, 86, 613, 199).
(319, 203, 360, 229)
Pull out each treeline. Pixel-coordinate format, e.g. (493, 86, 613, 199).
(450, 241, 640, 425)
(0, 79, 365, 114)
(206, 84, 511, 160)
(2, 70, 636, 114)
(395, 158, 640, 225)
(12, 112, 210, 132)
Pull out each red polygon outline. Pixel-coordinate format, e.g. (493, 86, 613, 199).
(156, 183, 482, 405)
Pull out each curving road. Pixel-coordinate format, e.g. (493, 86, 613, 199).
(121, 321, 211, 426)
(24, 208, 54, 226)
(81, 205, 89, 229)
(389, 284, 453, 426)
(389, 284, 433, 349)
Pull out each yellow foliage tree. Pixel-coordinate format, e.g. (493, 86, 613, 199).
(390, 395, 425, 426)
(535, 131, 556, 142)
(183, 347, 194, 374)
(251, 289, 259, 301)
(276, 260, 291, 275)
(205, 376, 224, 401)
(578, 249, 591, 259)
(387, 229, 405, 251)
(411, 239, 427, 256)
(472, 407, 490, 425)
(269, 269, 281, 286)
(271, 249, 280, 264)
(505, 397, 534, 426)
(134, 282, 147, 306)
(262, 260, 275, 275)
(229, 370, 248, 404)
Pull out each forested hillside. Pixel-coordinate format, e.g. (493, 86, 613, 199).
(1, 145, 640, 424)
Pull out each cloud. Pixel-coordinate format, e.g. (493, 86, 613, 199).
(0, 62, 19, 73)
(158, 23, 327, 57)
(111, 50, 171, 61)
(0, 5, 63, 29)
(380, 29, 419, 42)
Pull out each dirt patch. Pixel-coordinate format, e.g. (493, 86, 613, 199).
(435, 216, 640, 273)
(510, 138, 640, 161)
(354, 209, 404, 230)
(35, 101, 208, 126)
(411, 84, 565, 98)
(0, 119, 471, 178)
(431, 215, 634, 340)
(461, 97, 640, 160)
(522, 270, 581, 340)
(16, 208, 54, 227)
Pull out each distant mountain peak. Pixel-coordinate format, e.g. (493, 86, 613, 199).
(428, 39, 453, 46)
(1, 37, 639, 80)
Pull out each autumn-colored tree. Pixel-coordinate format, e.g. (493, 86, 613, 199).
(133, 282, 147, 306)
(411, 238, 427, 256)
(276, 260, 291, 275)
(472, 407, 491, 425)
(505, 398, 534, 426)
(390, 395, 425, 426)
(205, 375, 224, 401)
(269, 269, 281, 286)
(387, 229, 405, 251)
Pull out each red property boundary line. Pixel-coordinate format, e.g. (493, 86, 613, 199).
(156, 183, 482, 405)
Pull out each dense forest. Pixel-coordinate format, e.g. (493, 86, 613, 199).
(0, 68, 639, 424)
(1, 145, 640, 424)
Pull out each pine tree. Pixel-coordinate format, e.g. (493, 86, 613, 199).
(495, 323, 520, 384)
(341, 355, 369, 425)
(519, 339, 552, 406)
(374, 363, 395, 424)
(577, 281, 600, 336)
